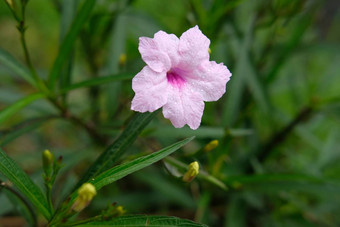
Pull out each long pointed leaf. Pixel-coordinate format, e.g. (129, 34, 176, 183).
(48, 0, 96, 90)
(0, 148, 51, 219)
(0, 93, 46, 125)
(0, 49, 37, 87)
(74, 215, 207, 227)
(75, 111, 157, 188)
(91, 136, 195, 190)
(59, 73, 133, 94)
(55, 137, 194, 220)
(222, 16, 255, 127)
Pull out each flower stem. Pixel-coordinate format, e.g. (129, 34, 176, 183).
(18, 0, 49, 93)
(57, 215, 101, 227)
(45, 182, 54, 214)
(165, 157, 228, 191)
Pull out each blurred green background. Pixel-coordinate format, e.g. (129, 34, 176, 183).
(1, 0, 340, 226)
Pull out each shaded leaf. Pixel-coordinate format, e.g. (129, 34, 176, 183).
(75, 215, 207, 227)
(48, 0, 97, 90)
(59, 73, 133, 94)
(0, 49, 37, 87)
(0, 93, 46, 125)
(91, 136, 195, 190)
(0, 148, 51, 219)
(75, 112, 158, 189)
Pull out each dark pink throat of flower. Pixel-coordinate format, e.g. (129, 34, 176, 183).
(166, 71, 186, 88)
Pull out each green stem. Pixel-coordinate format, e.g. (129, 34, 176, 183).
(61, 215, 101, 227)
(164, 157, 228, 191)
(48, 97, 106, 145)
(18, 0, 49, 94)
(4, 0, 21, 22)
(45, 182, 54, 214)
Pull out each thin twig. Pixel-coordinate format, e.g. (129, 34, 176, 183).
(243, 106, 314, 173)
(17, 0, 49, 93)
(258, 106, 314, 163)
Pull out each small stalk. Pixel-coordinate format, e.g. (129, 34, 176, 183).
(17, 0, 49, 93)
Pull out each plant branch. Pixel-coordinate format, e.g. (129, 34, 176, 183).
(16, 0, 49, 93)
(48, 97, 106, 145)
(244, 106, 314, 173)
(258, 106, 314, 163)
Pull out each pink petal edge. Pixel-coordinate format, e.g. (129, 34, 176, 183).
(162, 86, 204, 130)
(131, 66, 168, 112)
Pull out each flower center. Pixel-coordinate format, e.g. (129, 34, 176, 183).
(166, 70, 186, 89)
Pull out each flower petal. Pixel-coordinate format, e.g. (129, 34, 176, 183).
(131, 66, 168, 112)
(187, 60, 232, 102)
(154, 31, 180, 66)
(139, 31, 179, 73)
(178, 25, 210, 69)
(162, 86, 204, 130)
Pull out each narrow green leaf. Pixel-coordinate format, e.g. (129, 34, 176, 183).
(0, 148, 51, 219)
(145, 126, 253, 139)
(103, 13, 128, 117)
(48, 0, 96, 90)
(59, 73, 134, 94)
(0, 49, 37, 87)
(60, 0, 79, 39)
(0, 93, 46, 125)
(59, 0, 79, 104)
(222, 16, 255, 127)
(75, 111, 158, 189)
(0, 116, 57, 146)
(52, 137, 194, 223)
(74, 215, 207, 227)
(91, 136, 194, 190)
(245, 57, 271, 113)
(265, 15, 312, 83)
(3, 188, 37, 227)
(225, 196, 246, 227)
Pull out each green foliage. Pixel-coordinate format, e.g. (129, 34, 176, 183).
(74, 215, 208, 227)
(91, 136, 194, 190)
(0, 148, 51, 219)
(0, 0, 340, 226)
(51, 137, 194, 224)
(0, 93, 46, 125)
(0, 49, 37, 87)
(75, 111, 158, 189)
(48, 0, 97, 90)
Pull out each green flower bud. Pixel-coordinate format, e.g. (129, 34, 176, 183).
(203, 140, 219, 153)
(42, 149, 54, 177)
(72, 183, 97, 212)
(183, 161, 199, 182)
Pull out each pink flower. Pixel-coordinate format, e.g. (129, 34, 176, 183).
(131, 26, 232, 130)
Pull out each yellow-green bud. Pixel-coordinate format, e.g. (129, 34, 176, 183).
(102, 204, 126, 219)
(203, 140, 219, 153)
(5, 0, 13, 7)
(114, 205, 126, 216)
(42, 149, 54, 176)
(72, 183, 97, 212)
(208, 48, 211, 54)
(119, 53, 127, 67)
(183, 161, 199, 182)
